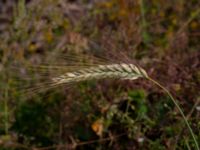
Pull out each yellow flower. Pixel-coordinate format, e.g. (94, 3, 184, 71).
(44, 30, 53, 43)
(91, 119, 104, 137)
(28, 43, 37, 52)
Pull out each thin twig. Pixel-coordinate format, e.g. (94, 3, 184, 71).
(32, 133, 126, 150)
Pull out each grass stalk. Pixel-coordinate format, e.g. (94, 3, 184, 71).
(139, 0, 150, 43)
(4, 84, 9, 135)
(147, 77, 199, 150)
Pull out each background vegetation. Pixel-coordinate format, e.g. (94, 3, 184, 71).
(0, 0, 200, 149)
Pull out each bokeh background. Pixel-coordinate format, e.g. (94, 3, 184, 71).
(0, 0, 200, 149)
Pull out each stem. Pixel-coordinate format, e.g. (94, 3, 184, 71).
(4, 84, 9, 135)
(139, 0, 149, 44)
(147, 77, 199, 150)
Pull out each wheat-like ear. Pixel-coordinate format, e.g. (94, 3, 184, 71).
(52, 63, 148, 85)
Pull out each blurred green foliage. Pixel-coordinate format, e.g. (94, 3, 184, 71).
(11, 92, 63, 147)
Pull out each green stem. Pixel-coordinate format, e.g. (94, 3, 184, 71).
(147, 77, 199, 150)
(4, 84, 9, 135)
(139, 0, 149, 44)
(139, 0, 146, 28)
